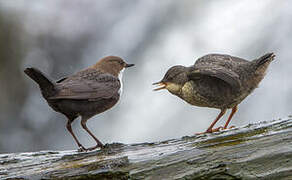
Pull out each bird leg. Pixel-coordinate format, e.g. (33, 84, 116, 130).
(66, 120, 86, 152)
(205, 109, 227, 133)
(196, 109, 227, 134)
(204, 109, 227, 133)
(223, 105, 238, 129)
(81, 117, 104, 151)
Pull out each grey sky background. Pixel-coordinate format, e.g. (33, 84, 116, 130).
(0, 0, 291, 152)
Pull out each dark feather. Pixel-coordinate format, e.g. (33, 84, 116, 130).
(24, 67, 56, 97)
(188, 67, 241, 90)
(253, 52, 275, 68)
(189, 54, 244, 91)
(49, 68, 120, 100)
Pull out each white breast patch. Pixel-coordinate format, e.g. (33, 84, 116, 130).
(118, 68, 125, 95)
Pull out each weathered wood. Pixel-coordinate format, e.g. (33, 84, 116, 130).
(1, 118, 292, 179)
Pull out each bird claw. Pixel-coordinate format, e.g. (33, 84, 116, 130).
(195, 126, 224, 135)
(212, 126, 223, 132)
(196, 125, 237, 135)
(77, 143, 103, 152)
(77, 145, 87, 152)
(85, 145, 100, 151)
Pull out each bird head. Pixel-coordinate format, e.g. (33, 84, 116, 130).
(92, 56, 134, 76)
(153, 65, 189, 95)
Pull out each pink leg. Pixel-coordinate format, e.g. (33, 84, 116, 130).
(205, 109, 227, 133)
(223, 105, 238, 129)
(81, 117, 104, 151)
(66, 120, 86, 151)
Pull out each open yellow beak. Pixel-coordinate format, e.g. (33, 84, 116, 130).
(152, 82, 166, 91)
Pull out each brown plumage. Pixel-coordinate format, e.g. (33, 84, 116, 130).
(24, 56, 134, 151)
(153, 53, 275, 133)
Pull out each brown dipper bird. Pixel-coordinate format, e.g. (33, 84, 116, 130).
(153, 53, 275, 133)
(24, 56, 134, 151)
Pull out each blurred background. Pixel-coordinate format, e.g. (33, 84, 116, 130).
(0, 0, 291, 153)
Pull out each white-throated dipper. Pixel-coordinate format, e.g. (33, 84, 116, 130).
(153, 53, 275, 133)
(24, 56, 134, 151)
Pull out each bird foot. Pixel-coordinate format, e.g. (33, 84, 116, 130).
(206, 126, 223, 133)
(77, 143, 104, 152)
(196, 125, 237, 135)
(195, 126, 223, 135)
(77, 145, 87, 152)
(222, 125, 236, 130)
(228, 125, 236, 129)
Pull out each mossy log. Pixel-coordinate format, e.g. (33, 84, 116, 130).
(1, 118, 292, 180)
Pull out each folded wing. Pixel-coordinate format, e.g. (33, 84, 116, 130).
(189, 54, 242, 91)
(50, 69, 120, 100)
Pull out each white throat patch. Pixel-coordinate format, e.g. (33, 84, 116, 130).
(118, 68, 125, 95)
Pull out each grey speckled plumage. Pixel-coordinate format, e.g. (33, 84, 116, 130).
(153, 53, 275, 133)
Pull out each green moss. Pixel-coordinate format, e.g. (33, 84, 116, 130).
(196, 127, 269, 149)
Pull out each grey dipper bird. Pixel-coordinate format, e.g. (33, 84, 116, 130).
(24, 56, 134, 151)
(153, 53, 275, 133)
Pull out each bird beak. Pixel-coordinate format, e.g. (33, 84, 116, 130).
(152, 81, 166, 91)
(125, 63, 135, 68)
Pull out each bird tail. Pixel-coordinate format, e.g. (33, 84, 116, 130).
(253, 53, 275, 69)
(24, 67, 56, 98)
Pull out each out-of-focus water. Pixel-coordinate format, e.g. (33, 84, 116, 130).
(0, 0, 291, 152)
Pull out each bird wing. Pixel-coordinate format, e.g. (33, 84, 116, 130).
(189, 54, 242, 90)
(50, 69, 120, 100)
(188, 67, 241, 90)
(195, 54, 248, 66)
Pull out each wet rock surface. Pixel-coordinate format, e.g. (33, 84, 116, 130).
(1, 119, 292, 179)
